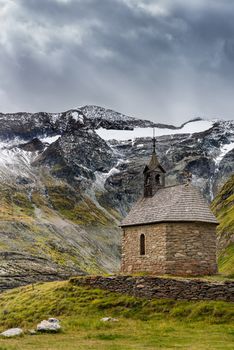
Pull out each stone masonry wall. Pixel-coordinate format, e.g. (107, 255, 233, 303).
(121, 223, 167, 274)
(70, 275, 234, 302)
(165, 222, 217, 276)
(121, 222, 218, 276)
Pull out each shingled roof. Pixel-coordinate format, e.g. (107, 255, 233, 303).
(121, 184, 218, 227)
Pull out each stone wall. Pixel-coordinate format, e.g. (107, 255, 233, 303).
(165, 222, 217, 276)
(70, 275, 234, 302)
(121, 222, 217, 276)
(121, 223, 167, 274)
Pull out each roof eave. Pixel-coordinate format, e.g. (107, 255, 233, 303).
(120, 219, 219, 228)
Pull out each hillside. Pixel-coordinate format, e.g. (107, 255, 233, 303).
(211, 175, 234, 277)
(0, 280, 233, 349)
(0, 106, 233, 289)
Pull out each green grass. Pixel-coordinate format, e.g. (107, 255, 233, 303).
(59, 197, 110, 226)
(0, 185, 34, 220)
(218, 243, 234, 278)
(211, 175, 234, 277)
(45, 183, 111, 226)
(0, 280, 233, 349)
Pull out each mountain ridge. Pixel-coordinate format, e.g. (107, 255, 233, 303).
(0, 105, 210, 140)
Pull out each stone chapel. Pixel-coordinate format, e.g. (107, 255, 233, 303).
(120, 138, 218, 276)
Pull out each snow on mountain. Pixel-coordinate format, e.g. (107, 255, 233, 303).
(40, 135, 61, 144)
(79, 105, 156, 129)
(215, 142, 234, 165)
(0, 141, 38, 181)
(80, 105, 138, 123)
(71, 111, 84, 123)
(96, 120, 214, 141)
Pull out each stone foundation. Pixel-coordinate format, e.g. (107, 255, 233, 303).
(70, 275, 234, 302)
(121, 222, 217, 276)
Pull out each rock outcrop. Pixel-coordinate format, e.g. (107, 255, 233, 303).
(37, 318, 61, 332)
(0, 328, 23, 337)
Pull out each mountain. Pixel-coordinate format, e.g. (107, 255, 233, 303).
(211, 175, 234, 277)
(0, 105, 233, 290)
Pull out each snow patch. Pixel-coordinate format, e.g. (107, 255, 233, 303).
(50, 114, 61, 124)
(40, 135, 61, 144)
(71, 111, 84, 124)
(81, 105, 135, 123)
(0, 141, 38, 181)
(94, 160, 122, 190)
(78, 164, 91, 172)
(107, 167, 120, 177)
(215, 142, 234, 165)
(96, 120, 214, 141)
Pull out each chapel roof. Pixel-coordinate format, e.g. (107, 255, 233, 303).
(121, 183, 218, 227)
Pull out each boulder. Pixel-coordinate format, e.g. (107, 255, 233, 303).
(37, 318, 61, 332)
(1, 328, 23, 337)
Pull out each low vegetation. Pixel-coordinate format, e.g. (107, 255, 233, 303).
(45, 182, 111, 226)
(218, 243, 234, 278)
(0, 280, 233, 349)
(211, 175, 234, 277)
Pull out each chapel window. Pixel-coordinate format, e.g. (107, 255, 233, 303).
(146, 175, 151, 185)
(155, 174, 160, 185)
(140, 234, 145, 255)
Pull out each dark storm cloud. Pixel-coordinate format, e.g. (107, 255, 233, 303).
(0, 0, 234, 122)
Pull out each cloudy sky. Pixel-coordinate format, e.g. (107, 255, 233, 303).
(0, 0, 234, 123)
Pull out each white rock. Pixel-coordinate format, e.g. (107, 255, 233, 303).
(1, 328, 23, 337)
(48, 318, 60, 323)
(37, 318, 61, 332)
(100, 317, 118, 322)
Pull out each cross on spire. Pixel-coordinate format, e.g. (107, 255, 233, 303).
(153, 128, 156, 154)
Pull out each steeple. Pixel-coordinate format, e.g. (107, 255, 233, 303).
(153, 130, 156, 153)
(143, 133, 166, 197)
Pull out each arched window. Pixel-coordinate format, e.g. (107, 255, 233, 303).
(140, 234, 145, 256)
(146, 175, 151, 185)
(155, 174, 160, 185)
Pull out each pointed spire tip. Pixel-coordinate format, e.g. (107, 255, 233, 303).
(152, 128, 156, 154)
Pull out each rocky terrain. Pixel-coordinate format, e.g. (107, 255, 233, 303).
(0, 105, 233, 289)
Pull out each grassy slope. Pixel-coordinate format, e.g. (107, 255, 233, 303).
(211, 175, 234, 277)
(0, 280, 233, 350)
(0, 177, 121, 275)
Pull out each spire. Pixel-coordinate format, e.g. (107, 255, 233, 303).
(148, 130, 161, 170)
(143, 130, 166, 197)
(148, 152, 160, 170)
(153, 128, 156, 153)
